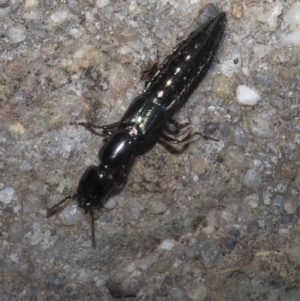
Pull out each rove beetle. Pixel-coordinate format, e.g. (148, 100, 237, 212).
(47, 10, 227, 247)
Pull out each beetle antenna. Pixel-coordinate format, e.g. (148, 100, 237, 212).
(46, 194, 77, 218)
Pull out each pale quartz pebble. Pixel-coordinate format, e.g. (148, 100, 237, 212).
(96, 0, 109, 8)
(7, 26, 26, 43)
(50, 11, 69, 24)
(58, 204, 85, 225)
(244, 169, 262, 189)
(256, 0, 283, 31)
(159, 239, 176, 251)
(0, 187, 15, 204)
(149, 199, 167, 214)
(280, 30, 300, 47)
(103, 197, 117, 209)
(283, 2, 300, 29)
(236, 85, 260, 106)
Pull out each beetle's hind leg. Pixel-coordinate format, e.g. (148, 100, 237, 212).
(71, 121, 120, 136)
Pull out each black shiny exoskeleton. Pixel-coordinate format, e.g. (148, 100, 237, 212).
(47, 11, 226, 246)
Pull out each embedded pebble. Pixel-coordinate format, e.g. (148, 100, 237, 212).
(11, 0, 22, 13)
(275, 160, 297, 181)
(152, 258, 172, 273)
(252, 72, 275, 88)
(169, 287, 185, 300)
(280, 3, 300, 46)
(58, 204, 85, 226)
(191, 157, 206, 176)
(202, 122, 219, 136)
(244, 169, 262, 189)
(280, 30, 300, 47)
(138, 253, 159, 270)
(103, 197, 117, 209)
(0, 154, 6, 171)
(18, 160, 32, 172)
(256, 1, 283, 31)
(197, 239, 221, 268)
(225, 237, 238, 251)
(8, 221, 26, 242)
(45, 275, 64, 290)
(96, 0, 110, 8)
(238, 213, 247, 223)
(281, 214, 294, 224)
(233, 126, 248, 148)
(248, 115, 274, 139)
(229, 228, 240, 237)
(224, 146, 248, 170)
(0, 7, 10, 18)
(159, 239, 176, 251)
(295, 176, 300, 191)
(186, 282, 207, 301)
(49, 11, 69, 24)
(23, 10, 41, 20)
(269, 96, 287, 111)
(149, 199, 167, 214)
(232, 3, 243, 19)
(236, 85, 261, 106)
(181, 262, 192, 275)
(0, 187, 15, 204)
(24, 193, 42, 208)
(30, 23, 49, 38)
(24, 0, 39, 10)
(270, 195, 285, 215)
(283, 2, 300, 28)
(284, 200, 297, 215)
(7, 26, 27, 43)
(212, 75, 233, 99)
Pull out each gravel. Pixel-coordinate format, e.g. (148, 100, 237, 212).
(1, 1, 300, 300)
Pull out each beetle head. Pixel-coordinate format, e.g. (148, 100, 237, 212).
(76, 166, 115, 211)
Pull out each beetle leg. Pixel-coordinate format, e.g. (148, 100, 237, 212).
(71, 121, 120, 136)
(89, 209, 96, 248)
(158, 130, 191, 145)
(164, 119, 190, 135)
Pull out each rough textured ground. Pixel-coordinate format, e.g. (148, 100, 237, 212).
(1, 0, 300, 300)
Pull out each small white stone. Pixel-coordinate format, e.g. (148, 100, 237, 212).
(103, 197, 117, 209)
(159, 239, 177, 251)
(236, 85, 261, 106)
(50, 11, 69, 24)
(0, 187, 15, 204)
(96, 0, 109, 8)
(58, 204, 85, 226)
(7, 26, 27, 43)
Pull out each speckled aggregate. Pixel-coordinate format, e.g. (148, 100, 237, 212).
(1, 1, 300, 300)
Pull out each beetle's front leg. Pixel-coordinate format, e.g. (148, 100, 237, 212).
(71, 121, 120, 136)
